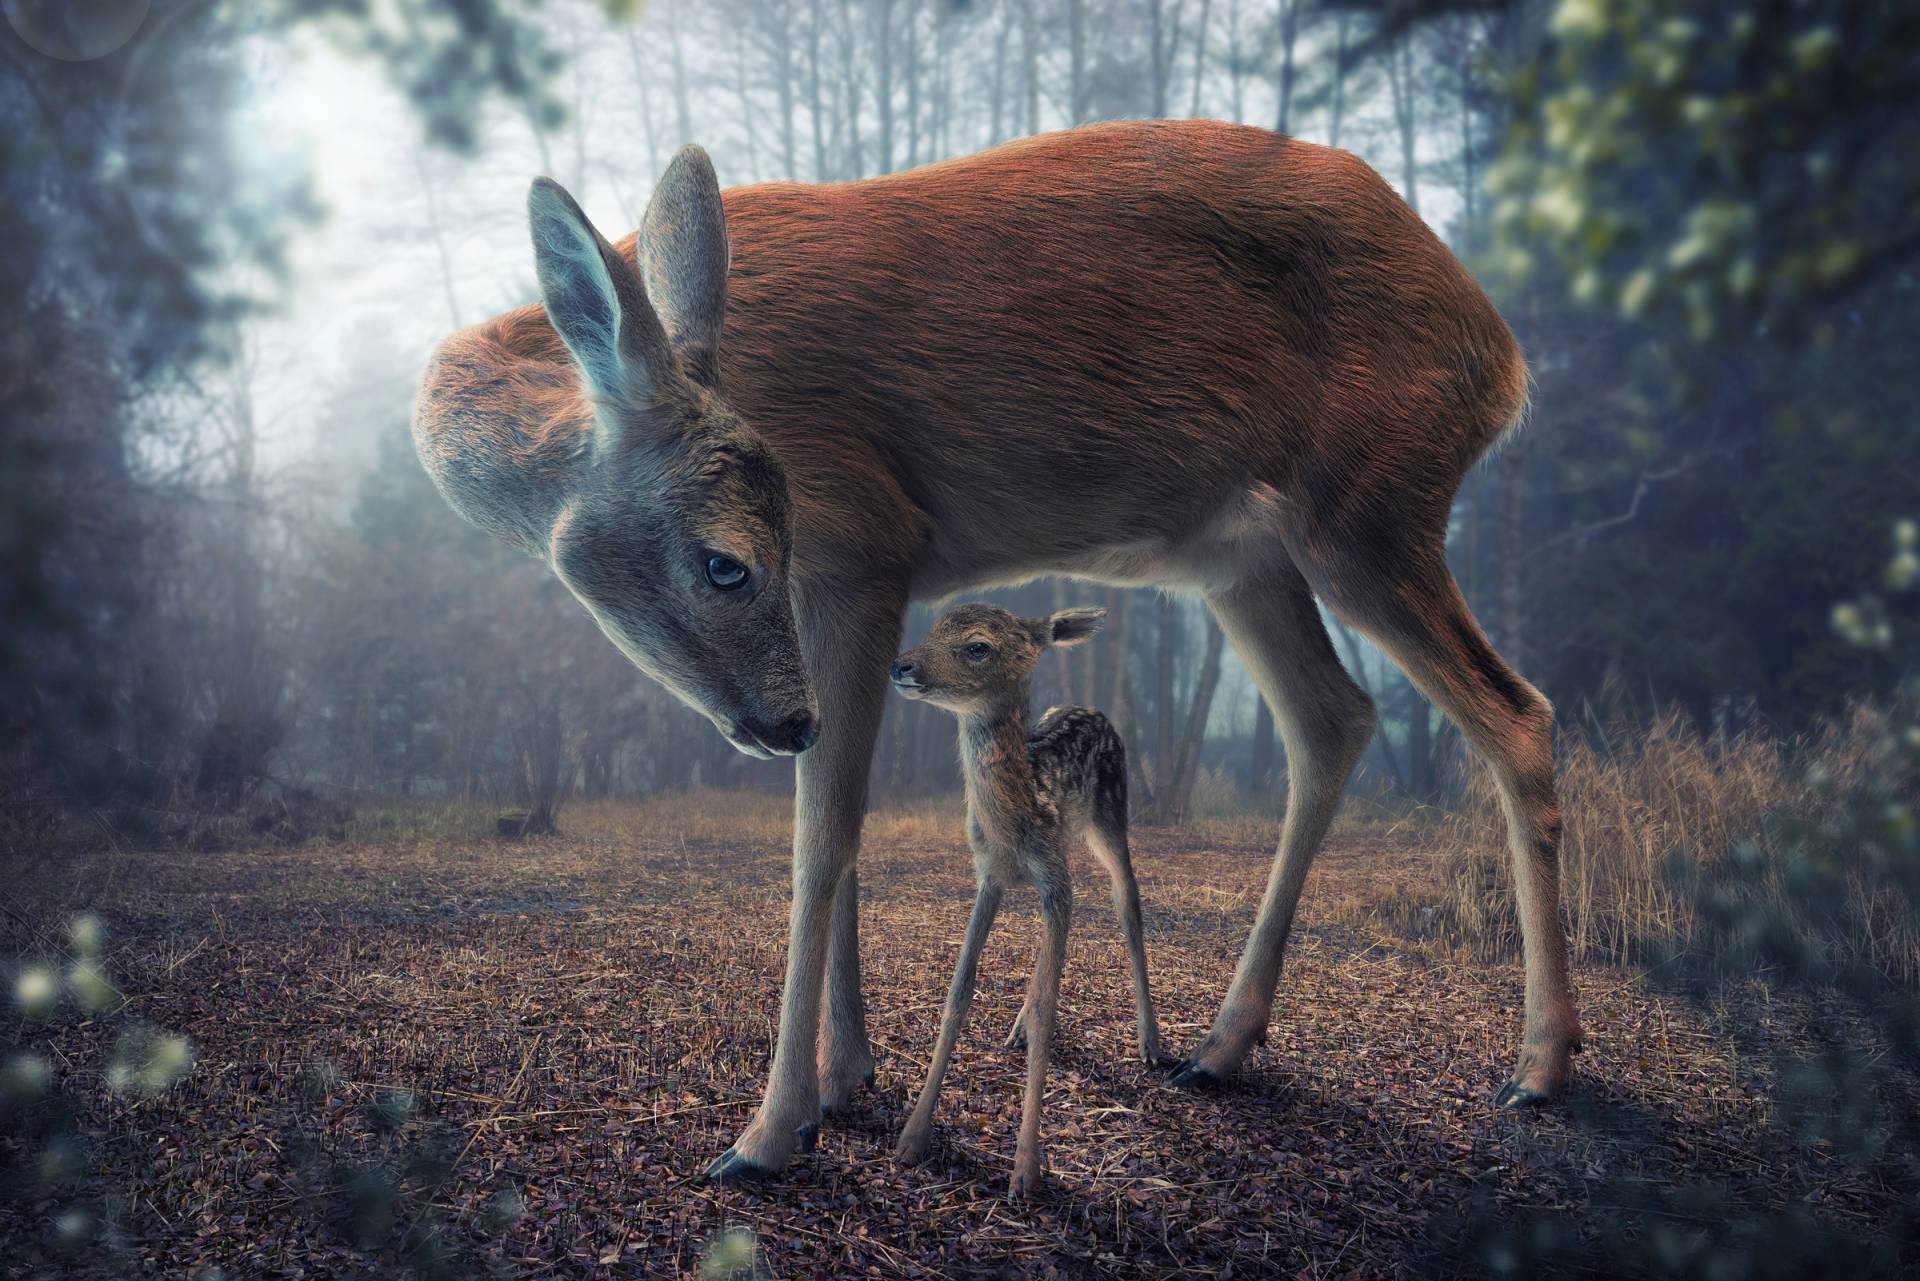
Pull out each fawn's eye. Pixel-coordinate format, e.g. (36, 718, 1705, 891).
(704, 554, 749, 591)
(963, 641, 993, 662)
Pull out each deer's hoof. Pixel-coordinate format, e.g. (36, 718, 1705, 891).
(820, 1068, 875, 1117)
(893, 1132, 929, 1166)
(1008, 1164, 1046, 1199)
(704, 1146, 774, 1184)
(1167, 1059, 1224, 1090)
(1494, 1078, 1553, 1110)
(820, 1051, 878, 1115)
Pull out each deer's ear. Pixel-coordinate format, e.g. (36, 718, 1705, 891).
(639, 145, 730, 386)
(1046, 607, 1107, 648)
(529, 177, 675, 438)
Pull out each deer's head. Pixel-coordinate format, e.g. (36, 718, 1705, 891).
(890, 604, 1106, 716)
(414, 148, 816, 758)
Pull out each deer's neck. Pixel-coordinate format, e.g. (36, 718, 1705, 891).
(959, 692, 1037, 849)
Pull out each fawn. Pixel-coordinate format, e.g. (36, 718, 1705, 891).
(888, 603, 1159, 1197)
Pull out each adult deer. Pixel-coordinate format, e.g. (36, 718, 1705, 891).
(412, 120, 1580, 1183)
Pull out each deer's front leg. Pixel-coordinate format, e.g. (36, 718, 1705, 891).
(1010, 882, 1071, 1199)
(895, 878, 1004, 1165)
(818, 864, 874, 1113)
(706, 584, 902, 1183)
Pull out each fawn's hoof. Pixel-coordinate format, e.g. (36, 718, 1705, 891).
(704, 1147, 775, 1184)
(1168, 1059, 1224, 1090)
(893, 1132, 930, 1166)
(1008, 1163, 1046, 1199)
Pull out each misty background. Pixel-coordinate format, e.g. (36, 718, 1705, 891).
(5, 0, 1915, 839)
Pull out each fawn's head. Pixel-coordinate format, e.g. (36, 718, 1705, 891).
(891, 604, 1106, 716)
(417, 148, 815, 758)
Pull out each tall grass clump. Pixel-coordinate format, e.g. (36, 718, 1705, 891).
(1432, 705, 1915, 982)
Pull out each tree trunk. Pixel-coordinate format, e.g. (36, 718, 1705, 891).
(1226, 0, 1245, 123)
(873, 0, 895, 173)
(1329, 11, 1351, 147)
(808, 0, 829, 179)
(1498, 440, 1528, 671)
(1388, 35, 1420, 215)
(1273, 0, 1298, 134)
(735, 24, 762, 182)
(1150, 0, 1187, 119)
(989, 0, 1013, 143)
(902, 0, 920, 168)
(1405, 682, 1433, 801)
(1020, 0, 1039, 134)
(668, 0, 694, 145)
(626, 25, 661, 179)
(1159, 617, 1225, 823)
(839, 0, 863, 175)
(1069, 0, 1085, 122)
(1153, 593, 1176, 796)
(1108, 590, 1156, 815)
(775, 0, 797, 178)
(1249, 692, 1274, 791)
(1188, 0, 1211, 117)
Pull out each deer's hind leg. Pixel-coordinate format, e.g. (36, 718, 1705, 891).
(895, 878, 1004, 1166)
(1171, 561, 1377, 1089)
(1086, 784, 1161, 1066)
(1295, 533, 1581, 1106)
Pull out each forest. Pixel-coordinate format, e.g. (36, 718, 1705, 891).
(3, 0, 1917, 1276)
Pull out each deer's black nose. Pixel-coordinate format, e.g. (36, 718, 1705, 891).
(890, 659, 918, 682)
(773, 710, 819, 753)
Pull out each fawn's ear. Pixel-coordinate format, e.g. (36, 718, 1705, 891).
(528, 176, 677, 447)
(639, 145, 730, 387)
(1045, 607, 1107, 648)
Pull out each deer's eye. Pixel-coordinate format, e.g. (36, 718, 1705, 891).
(704, 554, 749, 591)
(963, 641, 993, 662)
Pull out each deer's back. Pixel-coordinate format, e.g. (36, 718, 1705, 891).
(462, 121, 1525, 591)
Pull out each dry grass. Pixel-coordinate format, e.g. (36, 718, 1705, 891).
(1424, 707, 1920, 983)
(3, 796, 1913, 1277)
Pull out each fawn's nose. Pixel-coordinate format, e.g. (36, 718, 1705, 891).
(890, 659, 918, 683)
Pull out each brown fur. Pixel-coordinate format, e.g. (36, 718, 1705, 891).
(412, 120, 1575, 1183)
(417, 120, 1527, 593)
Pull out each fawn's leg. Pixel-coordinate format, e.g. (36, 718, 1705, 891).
(1010, 882, 1071, 1198)
(707, 583, 903, 1182)
(895, 878, 1005, 1164)
(1087, 819, 1160, 1066)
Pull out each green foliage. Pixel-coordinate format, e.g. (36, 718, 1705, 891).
(1, 916, 193, 1265)
(1493, 0, 1920, 341)
(700, 1226, 766, 1281)
(283, 1062, 519, 1279)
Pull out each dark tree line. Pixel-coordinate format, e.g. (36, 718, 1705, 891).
(4, 0, 1914, 840)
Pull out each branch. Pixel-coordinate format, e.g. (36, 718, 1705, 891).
(1525, 452, 1708, 560)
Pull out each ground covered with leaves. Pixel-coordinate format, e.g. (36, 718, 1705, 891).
(2, 804, 1911, 1277)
